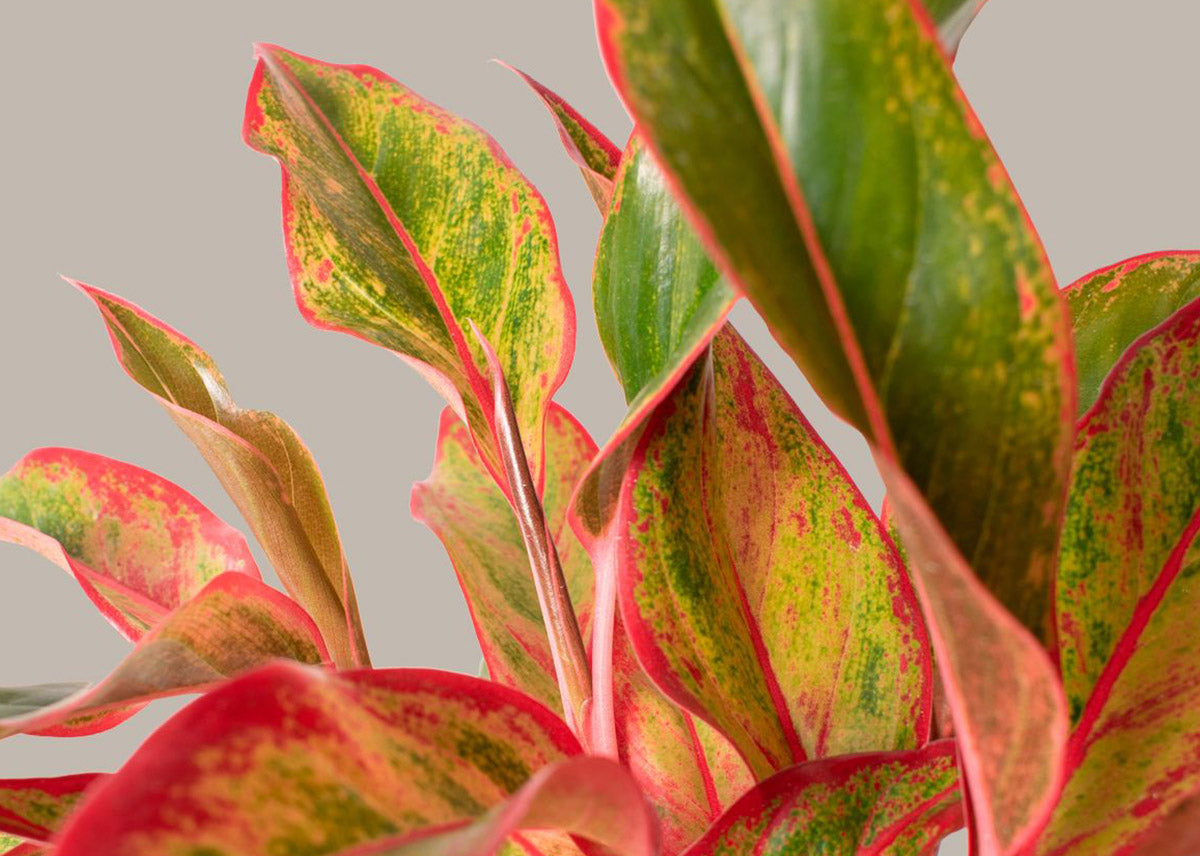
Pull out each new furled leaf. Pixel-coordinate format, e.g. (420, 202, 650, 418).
(75, 282, 368, 668)
(52, 663, 594, 856)
(682, 741, 961, 856)
(244, 45, 574, 484)
(618, 326, 931, 778)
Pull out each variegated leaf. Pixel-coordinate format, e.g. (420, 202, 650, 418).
(0, 774, 102, 844)
(0, 447, 257, 640)
(0, 572, 328, 739)
(1065, 251, 1200, 414)
(325, 757, 658, 856)
(53, 663, 586, 856)
(410, 405, 595, 718)
(619, 326, 931, 778)
(1057, 296, 1200, 720)
(77, 282, 367, 668)
(1036, 516, 1200, 854)
(504, 66, 622, 212)
(244, 45, 573, 484)
(682, 741, 961, 856)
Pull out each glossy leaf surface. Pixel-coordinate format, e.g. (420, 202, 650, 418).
(1037, 519, 1200, 854)
(329, 757, 658, 856)
(505, 66, 622, 211)
(922, 0, 989, 54)
(683, 741, 961, 856)
(0, 572, 327, 739)
(54, 663, 583, 856)
(411, 405, 595, 717)
(1065, 251, 1200, 414)
(594, 0, 1073, 640)
(244, 44, 573, 482)
(883, 462, 1066, 855)
(77, 282, 367, 668)
(1057, 296, 1200, 720)
(0, 774, 101, 843)
(0, 447, 257, 640)
(619, 327, 930, 778)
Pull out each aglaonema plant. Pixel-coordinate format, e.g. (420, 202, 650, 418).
(3, 2, 1199, 854)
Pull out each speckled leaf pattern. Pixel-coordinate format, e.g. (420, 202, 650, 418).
(53, 663, 586, 856)
(574, 133, 735, 540)
(595, 0, 1073, 642)
(1065, 251, 1200, 414)
(326, 757, 659, 856)
(1057, 296, 1200, 721)
(882, 461, 1066, 856)
(619, 327, 931, 779)
(0, 447, 258, 640)
(244, 45, 573, 483)
(682, 741, 961, 856)
(410, 405, 596, 717)
(0, 572, 328, 739)
(1036, 519, 1200, 854)
(505, 67, 622, 212)
(0, 774, 102, 844)
(77, 282, 368, 668)
(611, 613, 754, 855)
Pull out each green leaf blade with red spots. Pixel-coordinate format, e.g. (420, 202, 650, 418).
(76, 282, 367, 668)
(52, 663, 596, 856)
(243, 45, 574, 483)
(410, 405, 596, 718)
(1057, 296, 1200, 721)
(1065, 251, 1200, 415)
(618, 327, 931, 778)
(0, 447, 258, 640)
(0, 572, 328, 739)
(683, 741, 961, 856)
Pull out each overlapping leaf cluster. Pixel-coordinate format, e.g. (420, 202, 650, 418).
(4, 3, 1199, 855)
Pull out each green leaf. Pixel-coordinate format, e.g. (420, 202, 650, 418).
(244, 44, 573, 483)
(883, 461, 1066, 855)
(1036, 517, 1200, 854)
(503, 65, 622, 212)
(325, 757, 659, 856)
(410, 405, 596, 718)
(574, 133, 735, 539)
(684, 741, 961, 856)
(0, 572, 327, 739)
(75, 282, 368, 669)
(52, 663, 591, 856)
(0, 446, 258, 640)
(618, 326, 931, 778)
(594, 0, 1072, 640)
(1066, 251, 1200, 414)
(0, 774, 102, 844)
(921, 0, 989, 54)
(1057, 297, 1200, 720)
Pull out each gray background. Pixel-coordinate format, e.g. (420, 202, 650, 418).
(2, 2, 1198, 854)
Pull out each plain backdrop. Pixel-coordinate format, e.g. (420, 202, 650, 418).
(2, 3, 1199, 855)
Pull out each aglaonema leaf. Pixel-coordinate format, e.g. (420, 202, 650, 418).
(618, 326, 931, 779)
(51, 662, 625, 856)
(921, 0, 989, 55)
(1057, 295, 1200, 721)
(682, 741, 961, 856)
(594, 1, 1073, 847)
(0, 572, 328, 739)
(1065, 251, 1200, 414)
(0, 774, 102, 844)
(244, 45, 574, 485)
(503, 66, 622, 212)
(323, 757, 659, 856)
(1034, 514, 1200, 854)
(0, 446, 258, 640)
(76, 282, 368, 668)
(410, 404, 596, 719)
